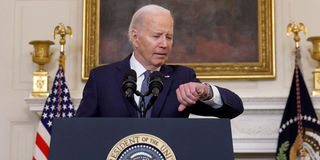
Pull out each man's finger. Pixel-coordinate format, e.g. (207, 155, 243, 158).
(196, 87, 204, 96)
(178, 104, 187, 112)
(189, 83, 200, 97)
(176, 88, 190, 106)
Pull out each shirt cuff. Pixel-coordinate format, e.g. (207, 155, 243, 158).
(200, 84, 223, 109)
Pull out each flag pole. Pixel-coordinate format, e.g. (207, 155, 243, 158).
(53, 23, 72, 117)
(286, 20, 307, 159)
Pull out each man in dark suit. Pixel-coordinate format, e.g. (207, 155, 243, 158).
(76, 4, 243, 118)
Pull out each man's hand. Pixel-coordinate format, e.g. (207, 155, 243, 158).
(176, 82, 209, 111)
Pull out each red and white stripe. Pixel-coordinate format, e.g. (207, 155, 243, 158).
(33, 122, 51, 160)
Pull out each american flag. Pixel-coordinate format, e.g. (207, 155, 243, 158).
(33, 62, 75, 160)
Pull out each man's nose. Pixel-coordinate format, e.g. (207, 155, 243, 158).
(159, 37, 168, 48)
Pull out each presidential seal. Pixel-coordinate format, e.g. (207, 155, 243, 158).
(106, 133, 176, 160)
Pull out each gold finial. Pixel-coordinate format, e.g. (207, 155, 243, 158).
(54, 23, 72, 52)
(53, 23, 72, 72)
(287, 20, 307, 48)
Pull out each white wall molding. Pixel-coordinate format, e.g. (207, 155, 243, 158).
(9, 121, 37, 160)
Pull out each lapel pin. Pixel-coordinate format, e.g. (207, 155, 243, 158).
(164, 75, 170, 78)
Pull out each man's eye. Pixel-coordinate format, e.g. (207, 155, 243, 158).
(166, 37, 172, 40)
(153, 35, 160, 38)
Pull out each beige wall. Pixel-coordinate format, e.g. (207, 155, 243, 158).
(1, 0, 320, 159)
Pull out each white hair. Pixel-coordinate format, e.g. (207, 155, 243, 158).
(128, 4, 173, 43)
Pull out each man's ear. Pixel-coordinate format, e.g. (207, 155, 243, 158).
(131, 29, 139, 48)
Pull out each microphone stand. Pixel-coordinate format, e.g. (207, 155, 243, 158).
(145, 95, 158, 114)
(140, 96, 146, 118)
(134, 91, 147, 118)
(134, 91, 158, 118)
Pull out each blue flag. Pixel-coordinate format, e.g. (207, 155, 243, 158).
(276, 67, 320, 160)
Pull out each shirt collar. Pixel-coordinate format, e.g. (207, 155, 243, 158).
(130, 52, 161, 77)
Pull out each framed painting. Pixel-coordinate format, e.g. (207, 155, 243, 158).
(82, 0, 274, 81)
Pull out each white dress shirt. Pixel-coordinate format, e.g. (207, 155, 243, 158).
(130, 52, 223, 109)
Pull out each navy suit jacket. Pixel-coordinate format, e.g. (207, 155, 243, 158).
(76, 55, 243, 118)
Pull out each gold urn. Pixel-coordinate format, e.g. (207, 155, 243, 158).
(29, 40, 54, 97)
(307, 36, 320, 96)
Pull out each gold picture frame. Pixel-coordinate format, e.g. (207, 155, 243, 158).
(82, 0, 275, 81)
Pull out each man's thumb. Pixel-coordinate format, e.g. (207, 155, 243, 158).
(178, 104, 187, 112)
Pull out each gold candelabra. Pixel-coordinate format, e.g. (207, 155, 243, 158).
(29, 40, 54, 97)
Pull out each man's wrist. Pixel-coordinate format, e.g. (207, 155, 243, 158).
(199, 83, 213, 101)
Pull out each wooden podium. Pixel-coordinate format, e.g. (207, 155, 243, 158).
(49, 118, 234, 160)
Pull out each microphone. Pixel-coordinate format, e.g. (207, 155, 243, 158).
(122, 69, 137, 98)
(122, 69, 140, 114)
(145, 71, 163, 113)
(148, 71, 163, 97)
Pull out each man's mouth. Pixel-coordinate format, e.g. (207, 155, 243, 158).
(154, 53, 167, 56)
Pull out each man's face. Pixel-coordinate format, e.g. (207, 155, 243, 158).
(132, 13, 174, 70)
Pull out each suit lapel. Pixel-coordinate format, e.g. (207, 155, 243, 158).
(114, 54, 139, 117)
(151, 65, 173, 117)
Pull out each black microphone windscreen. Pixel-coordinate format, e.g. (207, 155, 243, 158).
(149, 71, 163, 95)
(150, 71, 163, 82)
(122, 69, 137, 96)
(123, 69, 137, 82)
